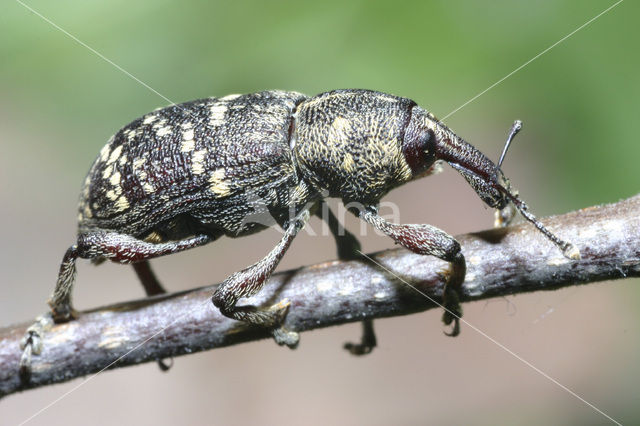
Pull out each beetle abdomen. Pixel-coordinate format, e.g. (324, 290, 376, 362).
(78, 90, 308, 237)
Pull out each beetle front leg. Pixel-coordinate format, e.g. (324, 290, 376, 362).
(316, 204, 377, 355)
(358, 206, 466, 336)
(495, 192, 518, 228)
(212, 210, 311, 348)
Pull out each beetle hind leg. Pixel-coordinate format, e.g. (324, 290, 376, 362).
(20, 244, 79, 382)
(48, 245, 81, 322)
(132, 260, 167, 296)
(22, 244, 80, 352)
(212, 210, 311, 348)
(20, 232, 213, 383)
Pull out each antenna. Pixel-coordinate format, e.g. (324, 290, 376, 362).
(498, 120, 523, 168)
(495, 119, 580, 260)
(501, 189, 581, 260)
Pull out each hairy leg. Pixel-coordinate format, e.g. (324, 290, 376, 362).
(49, 232, 212, 321)
(357, 206, 466, 336)
(212, 210, 311, 348)
(20, 232, 212, 382)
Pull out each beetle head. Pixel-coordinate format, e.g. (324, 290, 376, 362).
(403, 106, 510, 209)
(409, 111, 580, 260)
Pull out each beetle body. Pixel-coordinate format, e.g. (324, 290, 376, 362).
(21, 89, 577, 369)
(79, 89, 447, 239)
(79, 91, 308, 240)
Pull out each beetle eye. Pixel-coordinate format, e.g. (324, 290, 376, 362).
(422, 128, 435, 155)
(402, 127, 436, 176)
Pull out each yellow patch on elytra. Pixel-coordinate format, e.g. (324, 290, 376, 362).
(181, 129, 195, 152)
(209, 168, 231, 196)
(142, 182, 155, 194)
(209, 104, 227, 126)
(143, 115, 158, 125)
(107, 145, 123, 165)
(102, 164, 113, 180)
(123, 129, 137, 141)
(109, 171, 121, 187)
(377, 94, 399, 104)
(191, 149, 208, 175)
(99, 144, 111, 162)
(183, 129, 194, 141)
(118, 155, 128, 165)
(181, 139, 195, 153)
(221, 94, 241, 101)
(114, 196, 130, 212)
(83, 205, 93, 219)
(106, 189, 118, 201)
(156, 126, 172, 137)
(133, 158, 146, 170)
(180, 121, 194, 130)
(152, 118, 167, 128)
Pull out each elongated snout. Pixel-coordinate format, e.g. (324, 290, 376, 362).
(433, 129, 510, 209)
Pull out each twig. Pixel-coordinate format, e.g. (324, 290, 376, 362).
(1, 194, 639, 397)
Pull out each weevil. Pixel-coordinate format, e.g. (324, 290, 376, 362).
(20, 89, 579, 373)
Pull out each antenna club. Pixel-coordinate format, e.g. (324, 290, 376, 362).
(498, 119, 523, 168)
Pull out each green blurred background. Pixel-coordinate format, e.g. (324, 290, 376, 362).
(1, 1, 638, 424)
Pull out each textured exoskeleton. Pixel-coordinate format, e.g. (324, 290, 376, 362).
(20, 89, 578, 373)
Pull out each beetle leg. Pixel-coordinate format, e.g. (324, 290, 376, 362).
(495, 194, 518, 228)
(315, 204, 377, 355)
(132, 260, 167, 296)
(47, 232, 212, 322)
(132, 260, 175, 370)
(47, 245, 80, 323)
(317, 203, 362, 261)
(212, 210, 311, 348)
(357, 206, 466, 336)
(19, 232, 213, 382)
(344, 318, 377, 355)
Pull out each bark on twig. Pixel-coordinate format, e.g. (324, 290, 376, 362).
(1, 195, 639, 397)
